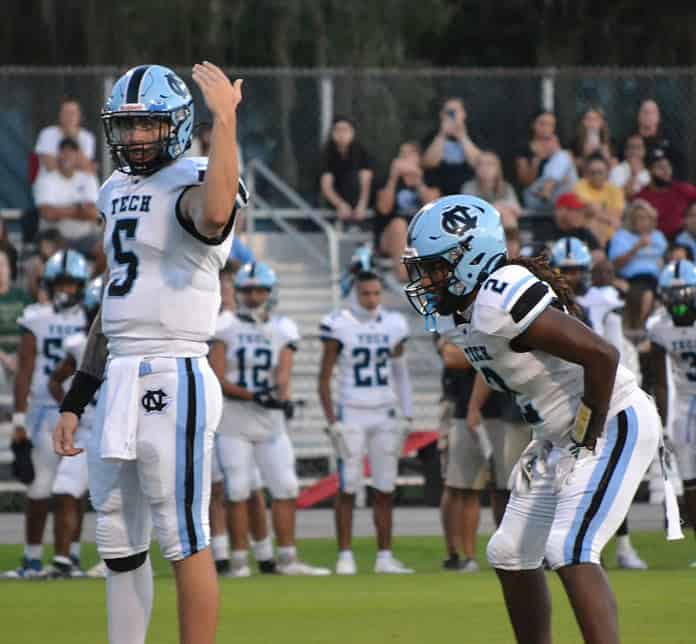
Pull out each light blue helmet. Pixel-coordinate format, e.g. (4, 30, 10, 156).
(659, 260, 696, 326)
(340, 245, 375, 297)
(84, 275, 105, 318)
(102, 65, 194, 175)
(402, 195, 506, 323)
(43, 249, 89, 311)
(235, 262, 278, 317)
(549, 237, 592, 271)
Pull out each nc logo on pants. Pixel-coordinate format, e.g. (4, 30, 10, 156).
(142, 389, 169, 414)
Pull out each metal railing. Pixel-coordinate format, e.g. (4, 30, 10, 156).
(244, 158, 341, 307)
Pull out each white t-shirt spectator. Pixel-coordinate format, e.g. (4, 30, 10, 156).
(609, 161, 650, 193)
(34, 126, 96, 167)
(33, 170, 99, 241)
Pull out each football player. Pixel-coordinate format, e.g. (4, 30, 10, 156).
(209, 261, 329, 576)
(4, 250, 88, 578)
(48, 275, 106, 578)
(53, 63, 246, 644)
(551, 238, 649, 570)
(318, 270, 414, 575)
(649, 259, 696, 567)
(403, 195, 670, 644)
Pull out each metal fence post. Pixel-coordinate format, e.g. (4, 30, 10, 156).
(541, 67, 556, 112)
(319, 72, 334, 148)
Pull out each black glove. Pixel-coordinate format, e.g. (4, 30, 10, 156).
(11, 439, 35, 485)
(283, 400, 295, 421)
(252, 389, 287, 410)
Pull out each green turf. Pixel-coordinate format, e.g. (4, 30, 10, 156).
(0, 532, 693, 643)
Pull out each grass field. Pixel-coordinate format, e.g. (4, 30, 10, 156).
(0, 532, 692, 643)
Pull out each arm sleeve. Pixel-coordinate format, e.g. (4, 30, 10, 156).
(391, 353, 413, 419)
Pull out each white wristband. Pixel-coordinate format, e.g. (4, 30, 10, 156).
(12, 412, 26, 428)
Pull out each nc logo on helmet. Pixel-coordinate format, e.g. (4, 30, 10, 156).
(440, 204, 482, 236)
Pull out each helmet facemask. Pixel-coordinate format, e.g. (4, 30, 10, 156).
(662, 285, 696, 326)
(236, 286, 274, 324)
(48, 277, 84, 312)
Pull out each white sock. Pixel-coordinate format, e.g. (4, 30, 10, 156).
(252, 536, 273, 562)
(616, 535, 632, 553)
(25, 544, 42, 561)
(70, 542, 81, 560)
(277, 545, 296, 562)
(211, 534, 229, 562)
(231, 549, 248, 566)
(338, 550, 354, 561)
(377, 550, 392, 560)
(106, 555, 153, 644)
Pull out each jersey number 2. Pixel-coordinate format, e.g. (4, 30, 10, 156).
(108, 218, 139, 297)
(353, 347, 390, 387)
(480, 365, 543, 424)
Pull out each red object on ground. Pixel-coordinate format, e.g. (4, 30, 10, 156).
(296, 431, 438, 509)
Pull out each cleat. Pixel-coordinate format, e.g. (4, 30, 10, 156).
(224, 562, 251, 578)
(257, 559, 277, 574)
(215, 559, 230, 575)
(336, 557, 357, 576)
(86, 561, 108, 579)
(45, 558, 86, 579)
(374, 557, 414, 574)
(2, 557, 45, 579)
(616, 549, 648, 570)
(277, 558, 331, 576)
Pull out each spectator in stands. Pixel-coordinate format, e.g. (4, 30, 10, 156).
(462, 151, 520, 229)
(422, 98, 481, 195)
(549, 192, 603, 260)
(375, 142, 440, 281)
(636, 147, 696, 240)
(629, 98, 683, 177)
(674, 201, 696, 260)
(320, 116, 374, 224)
(25, 229, 66, 303)
(522, 134, 578, 212)
(574, 152, 625, 246)
(514, 109, 557, 191)
(34, 99, 96, 176)
(33, 138, 100, 257)
(0, 240, 30, 378)
(609, 134, 650, 200)
(608, 199, 667, 285)
(571, 106, 616, 175)
(665, 242, 693, 263)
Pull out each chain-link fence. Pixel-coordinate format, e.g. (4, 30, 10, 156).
(1, 66, 695, 209)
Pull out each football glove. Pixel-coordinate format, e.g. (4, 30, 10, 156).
(11, 438, 35, 485)
(324, 422, 350, 461)
(252, 389, 288, 411)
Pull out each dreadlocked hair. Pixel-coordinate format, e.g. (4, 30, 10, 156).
(506, 255, 583, 319)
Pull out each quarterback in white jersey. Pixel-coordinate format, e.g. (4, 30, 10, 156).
(53, 63, 244, 644)
(4, 250, 88, 580)
(318, 270, 414, 575)
(650, 260, 696, 566)
(403, 195, 664, 644)
(209, 262, 329, 577)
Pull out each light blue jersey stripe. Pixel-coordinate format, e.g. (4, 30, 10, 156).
(175, 358, 191, 557)
(502, 274, 535, 308)
(191, 358, 207, 548)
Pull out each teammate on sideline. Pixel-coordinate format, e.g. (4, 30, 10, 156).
(4, 250, 88, 579)
(48, 275, 107, 578)
(403, 195, 670, 644)
(209, 265, 277, 576)
(53, 62, 245, 644)
(209, 261, 329, 576)
(649, 259, 696, 567)
(318, 270, 414, 575)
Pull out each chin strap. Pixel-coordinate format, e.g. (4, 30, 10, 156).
(350, 302, 381, 322)
(237, 305, 268, 325)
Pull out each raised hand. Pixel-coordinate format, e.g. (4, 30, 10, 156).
(192, 61, 243, 121)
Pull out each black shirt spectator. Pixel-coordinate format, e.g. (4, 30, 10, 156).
(514, 109, 556, 191)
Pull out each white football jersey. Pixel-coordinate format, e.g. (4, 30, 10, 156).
(648, 308, 696, 410)
(64, 331, 99, 429)
(442, 264, 636, 443)
(97, 156, 248, 357)
(320, 308, 409, 409)
(213, 311, 300, 393)
(18, 303, 86, 408)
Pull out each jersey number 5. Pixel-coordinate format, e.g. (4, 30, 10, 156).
(108, 218, 139, 297)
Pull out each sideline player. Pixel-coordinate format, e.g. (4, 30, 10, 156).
(318, 270, 414, 574)
(48, 275, 106, 578)
(403, 195, 670, 644)
(53, 62, 245, 644)
(550, 237, 649, 570)
(209, 261, 329, 576)
(649, 259, 696, 567)
(4, 250, 88, 578)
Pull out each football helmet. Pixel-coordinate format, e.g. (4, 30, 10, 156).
(43, 250, 89, 311)
(340, 245, 375, 298)
(102, 65, 194, 175)
(549, 236, 592, 294)
(235, 262, 278, 319)
(659, 259, 696, 326)
(402, 195, 506, 327)
(83, 275, 105, 325)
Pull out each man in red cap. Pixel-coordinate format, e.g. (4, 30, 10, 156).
(550, 192, 605, 261)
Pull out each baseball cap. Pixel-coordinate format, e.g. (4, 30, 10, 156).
(555, 193, 585, 210)
(646, 147, 669, 167)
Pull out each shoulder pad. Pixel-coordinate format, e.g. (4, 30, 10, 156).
(319, 310, 348, 341)
(63, 332, 86, 357)
(646, 308, 673, 347)
(382, 309, 409, 339)
(273, 315, 300, 345)
(474, 264, 553, 339)
(213, 310, 236, 337)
